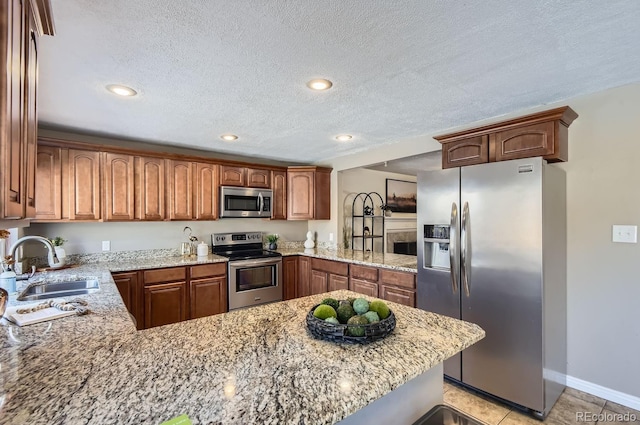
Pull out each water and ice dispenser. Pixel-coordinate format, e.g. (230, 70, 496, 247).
(422, 225, 451, 270)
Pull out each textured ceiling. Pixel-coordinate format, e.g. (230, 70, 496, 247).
(38, 0, 640, 163)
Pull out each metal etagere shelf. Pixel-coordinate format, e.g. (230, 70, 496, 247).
(351, 192, 385, 253)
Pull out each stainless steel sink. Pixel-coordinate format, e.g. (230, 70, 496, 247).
(17, 279, 100, 301)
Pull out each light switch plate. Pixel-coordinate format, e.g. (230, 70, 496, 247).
(612, 225, 637, 243)
(102, 240, 111, 251)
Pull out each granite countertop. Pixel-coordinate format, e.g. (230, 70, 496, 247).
(276, 248, 418, 272)
(1, 276, 483, 424)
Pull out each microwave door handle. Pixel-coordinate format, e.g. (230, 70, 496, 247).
(257, 193, 263, 216)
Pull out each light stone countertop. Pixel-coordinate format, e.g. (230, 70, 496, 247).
(0, 262, 483, 425)
(275, 248, 418, 272)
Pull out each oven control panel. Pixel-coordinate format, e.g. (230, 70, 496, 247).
(212, 231, 263, 246)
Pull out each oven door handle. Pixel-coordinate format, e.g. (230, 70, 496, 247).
(229, 257, 282, 268)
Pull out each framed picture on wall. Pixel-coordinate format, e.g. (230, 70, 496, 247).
(385, 179, 417, 213)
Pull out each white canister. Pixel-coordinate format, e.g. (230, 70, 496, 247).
(197, 242, 209, 257)
(0, 270, 17, 293)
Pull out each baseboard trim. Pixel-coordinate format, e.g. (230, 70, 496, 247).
(566, 375, 640, 411)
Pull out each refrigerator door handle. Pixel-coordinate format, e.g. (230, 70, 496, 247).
(449, 202, 459, 294)
(461, 201, 471, 296)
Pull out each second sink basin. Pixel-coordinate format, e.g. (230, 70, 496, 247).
(17, 279, 100, 301)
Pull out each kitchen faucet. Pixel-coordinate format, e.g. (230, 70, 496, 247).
(7, 236, 59, 274)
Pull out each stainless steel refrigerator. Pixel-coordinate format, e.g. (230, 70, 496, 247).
(417, 157, 566, 418)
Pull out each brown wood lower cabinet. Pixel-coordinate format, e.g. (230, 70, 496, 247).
(283, 256, 298, 300)
(111, 271, 141, 329)
(328, 274, 348, 292)
(310, 258, 349, 296)
(144, 281, 188, 329)
(297, 256, 311, 297)
(349, 264, 416, 307)
(113, 262, 228, 330)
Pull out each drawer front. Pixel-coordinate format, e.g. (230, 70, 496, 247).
(143, 267, 187, 285)
(349, 278, 378, 298)
(349, 264, 378, 282)
(311, 258, 349, 276)
(379, 269, 416, 290)
(380, 285, 415, 307)
(190, 263, 227, 279)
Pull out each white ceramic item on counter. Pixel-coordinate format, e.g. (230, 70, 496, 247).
(197, 242, 209, 257)
(0, 270, 17, 293)
(304, 231, 315, 249)
(48, 246, 66, 269)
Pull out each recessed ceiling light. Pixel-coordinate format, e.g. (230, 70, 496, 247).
(220, 134, 238, 141)
(307, 79, 333, 91)
(106, 84, 137, 97)
(335, 134, 353, 142)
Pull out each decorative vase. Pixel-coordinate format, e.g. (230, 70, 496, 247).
(304, 231, 315, 249)
(48, 246, 66, 269)
(268, 242, 278, 250)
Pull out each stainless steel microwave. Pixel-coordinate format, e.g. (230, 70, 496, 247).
(219, 186, 273, 218)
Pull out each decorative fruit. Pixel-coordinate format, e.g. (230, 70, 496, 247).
(336, 303, 356, 324)
(325, 317, 340, 325)
(363, 311, 380, 323)
(369, 300, 390, 319)
(321, 297, 340, 310)
(352, 298, 369, 315)
(346, 315, 369, 336)
(313, 304, 337, 320)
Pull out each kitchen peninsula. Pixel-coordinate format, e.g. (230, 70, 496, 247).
(0, 261, 483, 424)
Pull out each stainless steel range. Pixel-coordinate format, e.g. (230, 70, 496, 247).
(211, 231, 283, 310)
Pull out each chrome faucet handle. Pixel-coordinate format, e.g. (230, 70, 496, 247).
(16, 266, 37, 281)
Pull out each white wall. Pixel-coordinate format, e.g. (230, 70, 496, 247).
(311, 83, 640, 402)
(25, 220, 308, 256)
(338, 168, 416, 250)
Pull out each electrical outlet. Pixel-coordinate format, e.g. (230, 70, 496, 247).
(612, 225, 637, 243)
(102, 240, 111, 251)
(329, 233, 334, 242)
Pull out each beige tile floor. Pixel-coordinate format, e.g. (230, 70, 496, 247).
(443, 380, 640, 425)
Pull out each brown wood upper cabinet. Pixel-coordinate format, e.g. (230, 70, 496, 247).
(271, 170, 287, 220)
(166, 160, 194, 220)
(135, 156, 165, 220)
(35, 145, 62, 220)
(103, 152, 135, 221)
(436, 106, 578, 169)
(220, 165, 271, 188)
(287, 166, 332, 220)
(0, 0, 52, 219)
(67, 149, 101, 220)
(194, 162, 219, 220)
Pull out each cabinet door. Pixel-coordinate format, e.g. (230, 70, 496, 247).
(246, 167, 270, 188)
(328, 274, 348, 292)
(493, 121, 556, 162)
(194, 162, 218, 220)
(350, 278, 378, 298)
(287, 170, 314, 220)
(67, 149, 101, 220)
(189, 277, 227, 319)
(313, 168, 331, 220)
(297, 256, 311, 297)
(283, 256, 298, 300)
(135, 156, 165, 220)
(103, 152, 135, 221)
(380, 285, 415, 307)
(310, 270, 328, 295)
(35, 145, 61, 220)
(112, 271, 141, 328)
(23, 12, 37, 218)
(0, 0, 26, 219)
(441, 135, 489, 169)
(166, 160, 193, 220)
(144, 281, 187, 329)
(271, 170, 287, 220)
(220, 165, 245, 187)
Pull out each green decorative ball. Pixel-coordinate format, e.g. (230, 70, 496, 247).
(352, 298, 370, 315)
(313, 304, 337, 320)
(369, 300, 390, 319)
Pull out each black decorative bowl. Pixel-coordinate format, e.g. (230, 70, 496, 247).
(306, 304, 396, 344)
